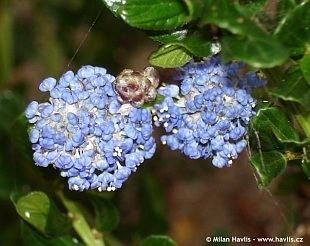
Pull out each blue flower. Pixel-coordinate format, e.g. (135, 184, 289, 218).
(25, 65, 156, 192)
(154, 56, 264, 167)
(39, 78, 57, 92)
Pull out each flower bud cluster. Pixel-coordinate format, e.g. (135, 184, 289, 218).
(153, 57, 265, 167)
(25, 66, 156, 191)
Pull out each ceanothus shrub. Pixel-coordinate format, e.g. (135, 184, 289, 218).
(25, 56, 265, 191)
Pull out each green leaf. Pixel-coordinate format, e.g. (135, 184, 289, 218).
(21, 222, 80, 246)
(269, 66, 310, 107)
(249, 124, 283, 152)
(15, 192, 50, 234)
(202, 0, 288, 67)
(58, 193, 104, 246)
(151, 30, 189, 44)
(92, 198, 119, 232)
(274, 0, 310, 56)
(143, 94, 164, 109)
(254, 107, 300, 144)
(296, 111, 310, 139)
(250, 105, 283, 152)
(13, 191, 71, 237)
(250, 151, 287, 187)
(45, 202, 72, 237)
(222, 35, 288, 68)
(141, 235, 177, 246)
(152, 30, 212, 57)
(101, 0, 123, 17)
(149, 45, 192, 68)
(299, 54, 310, 84)
(102, 0, 190, 30)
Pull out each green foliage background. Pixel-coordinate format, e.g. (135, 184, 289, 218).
(0, 0, 310, 245)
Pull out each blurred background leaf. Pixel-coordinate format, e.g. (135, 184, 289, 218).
(274, 0, 310, 56)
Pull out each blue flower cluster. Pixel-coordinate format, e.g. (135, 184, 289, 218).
(154, 57, 265, 167)
(25, 66, 156, 191)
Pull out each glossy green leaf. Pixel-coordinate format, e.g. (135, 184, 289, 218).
(13, 191, 71, 237)
(251, 151, 287, 187)
(249, 102, 282, 152)
(152, 30, 212, 57)
(151, 30, 189, 44)
(250, 121, 283, 152)
(149, 45, 192, 68)
(15, 192, 50, 234)
(299, 54, 310, 84)
(10, 192, 22, 205)
(21, 222, 80, 246)
(103, 0, 190, 30)
(274, 0, 310, 56)
(254, 107, 300, 144)
(141, 235, 177, 246)
(269, 66, 310, 107)
(101, 0, 123, 17)
(222, 35, 288, 68)
(92, 198, 119, 232)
